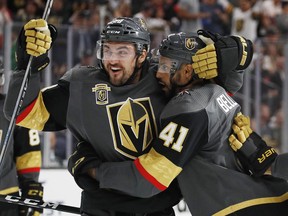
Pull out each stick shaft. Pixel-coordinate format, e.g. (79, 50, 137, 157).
(0, 0, 54, 169)
(0, 194, 80, 214)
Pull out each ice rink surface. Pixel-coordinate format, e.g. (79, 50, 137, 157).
(39, 169, 191, 216)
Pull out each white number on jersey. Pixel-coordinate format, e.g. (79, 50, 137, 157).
(29, 129, 40, 146)
(159, 122, 189, 152)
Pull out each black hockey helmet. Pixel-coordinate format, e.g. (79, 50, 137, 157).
(100, 17, 151, 54)
(158, 32, 205, 74)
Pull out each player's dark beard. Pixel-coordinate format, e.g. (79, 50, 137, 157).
(171, 72, 195, 95)
(169, 75, 178, 98)
(124, 56, 142, 85)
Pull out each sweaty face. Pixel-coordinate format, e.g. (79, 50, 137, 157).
(102, 42, 137, 86)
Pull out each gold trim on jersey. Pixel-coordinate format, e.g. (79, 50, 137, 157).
(17, 92, 49, 131)
(138, 148, 182, 187)
(16, 151, 41, 170)
(0, 186, 19, 195)
(213, 192, 288, 216)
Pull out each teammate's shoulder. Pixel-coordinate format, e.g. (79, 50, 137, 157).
(164, 84, 226, 114)
(193, 83, 226, 95)
(60, 66, 101, 81)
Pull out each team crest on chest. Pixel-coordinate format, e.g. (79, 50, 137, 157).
(107, 97, 158, 159)
(92, 84, 111, 105)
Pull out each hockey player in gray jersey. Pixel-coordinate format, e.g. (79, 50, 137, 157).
(75, 32, 288, 215)
(0, 70, 43, 216)
(5, 17, 253, 215)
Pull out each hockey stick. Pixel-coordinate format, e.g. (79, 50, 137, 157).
(0, 194, 80, 214)
(0, 0, 54, 169)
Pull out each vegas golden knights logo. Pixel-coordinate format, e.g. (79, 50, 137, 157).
(92, 84, 111, 105)
(185, 38, 196, 50)
(107, 97, 158, 159)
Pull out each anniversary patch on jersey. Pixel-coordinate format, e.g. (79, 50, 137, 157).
(107, 97, 158, 159)
(92, 84, 111, 105)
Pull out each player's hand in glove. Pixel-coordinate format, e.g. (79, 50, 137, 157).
(68, 141, 101, 190)
(192, 29, 253, 79)
(19, 181, 43, 216)
(229, 112, 278, 177)
(16, 19, 57, 73)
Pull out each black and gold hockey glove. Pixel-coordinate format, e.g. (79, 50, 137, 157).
(192, 29, 253, 79)
(68, 141, 101, 190)
(229, 112, 278, 177)
(19, 181, 43, 216)
(16, 19, 57, 73)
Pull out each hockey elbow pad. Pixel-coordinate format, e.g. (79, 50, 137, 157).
(229, 132, 278, 177)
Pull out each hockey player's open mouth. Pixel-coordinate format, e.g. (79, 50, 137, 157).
(110, 67, 122, 73)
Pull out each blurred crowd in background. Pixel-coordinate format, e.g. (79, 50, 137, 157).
(0, 0, 287, 167)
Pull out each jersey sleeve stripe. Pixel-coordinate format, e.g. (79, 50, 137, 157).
(16, 99, 37, 123)
(134, 158, 167, 191)
(0, 186, 19, 195)
(16, 92, 50, 130)
(16, 151, 41, 171)
(135, 147, 182, 189)
(17, 167, 40, 174)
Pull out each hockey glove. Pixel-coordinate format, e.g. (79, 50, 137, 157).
(16, 19, 57, 73)
(19, 181, 43, 216)
(229, 112, 278, 177)
(192, 29, 253, 79)
(68, 141, 101, 190)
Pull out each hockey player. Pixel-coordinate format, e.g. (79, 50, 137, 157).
(0, 70, 43, 216)
(4, 17, 253, 215)
(71, 32, 288, 215)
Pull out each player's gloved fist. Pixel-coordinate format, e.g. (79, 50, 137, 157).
(230, 112, 253, 150)
(24, 19, 52, 57)
(229, 113, 278, 177)
(68, 141, 101, 190)
(192, 29, 253, 80)
(19, 181, 43, 216)
(16, 19, 57, 73)
(192, 36, 217, 79)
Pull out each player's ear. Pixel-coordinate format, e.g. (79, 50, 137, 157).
(185, 64, 193, 79)
(138, 50, 147, 64)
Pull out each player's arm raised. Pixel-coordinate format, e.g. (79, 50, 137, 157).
(192, 29, 253, 95)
